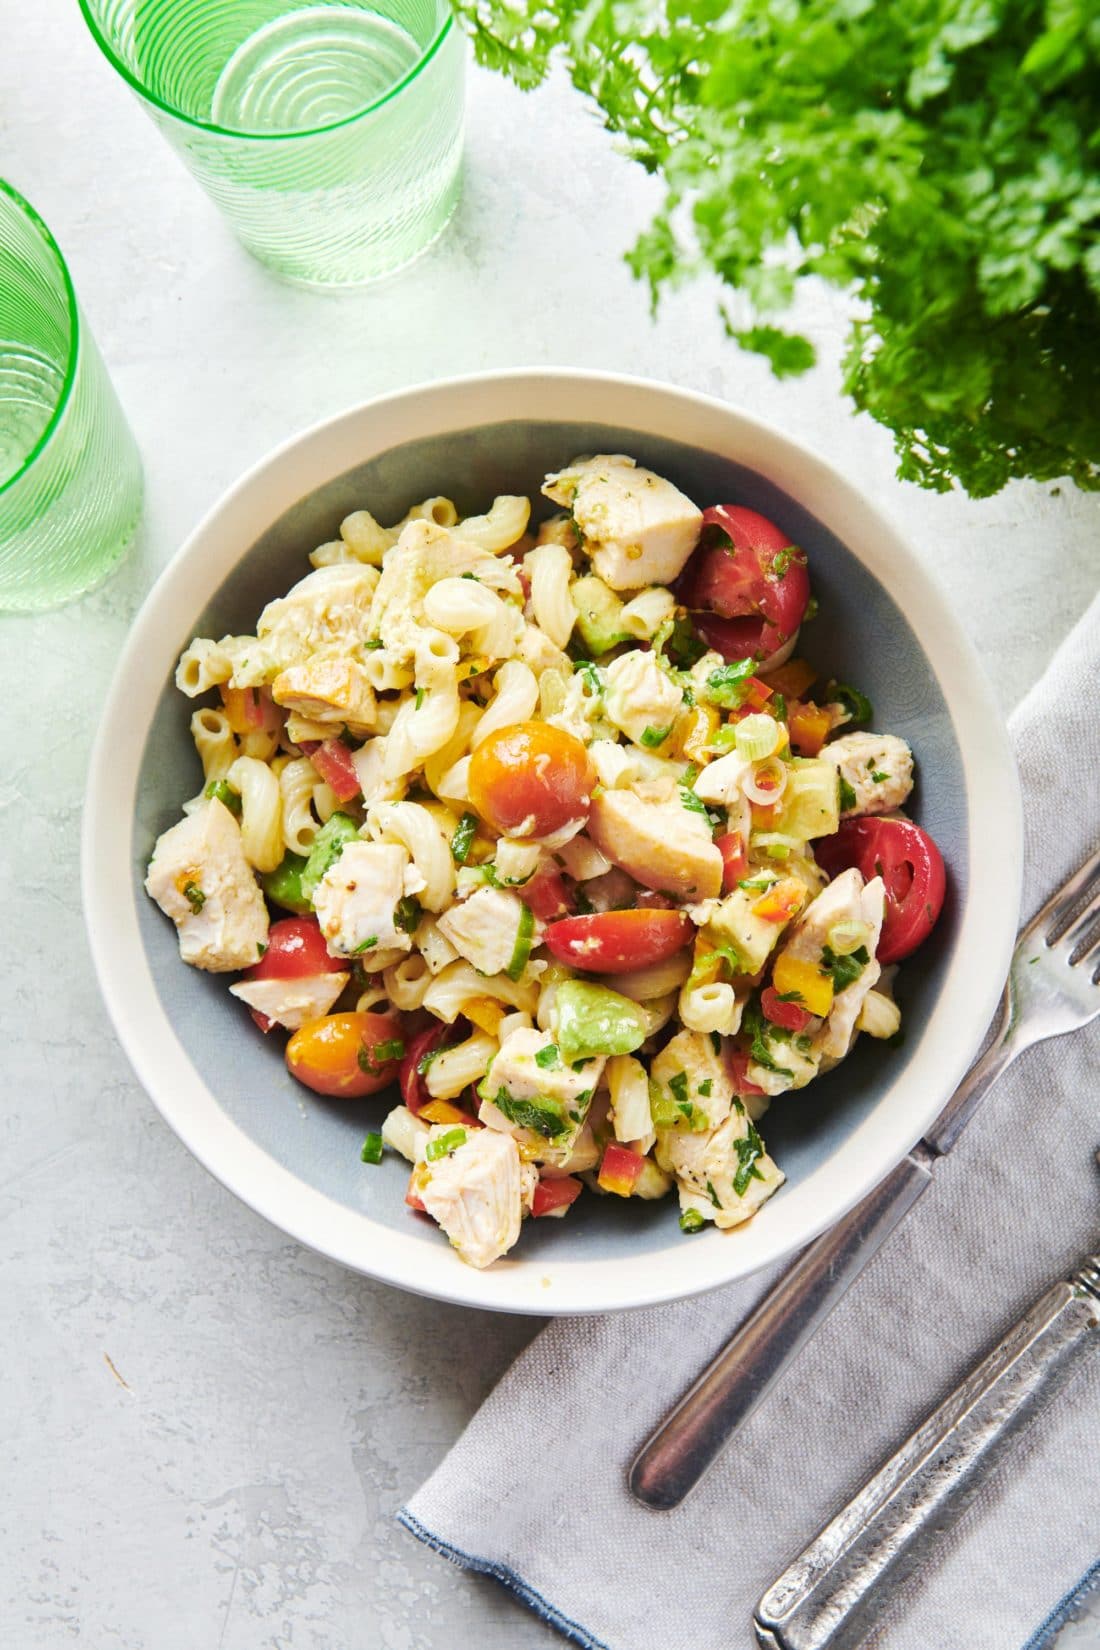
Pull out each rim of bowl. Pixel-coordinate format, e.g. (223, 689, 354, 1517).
(82, 368, 1023, 1316)
(0, 181, 80, 498)
(77, 1, 455, 141)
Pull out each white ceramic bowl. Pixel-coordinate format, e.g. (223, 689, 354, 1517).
(83, 370, 1021, 1315)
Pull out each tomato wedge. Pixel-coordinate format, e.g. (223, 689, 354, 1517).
(679, 505, 810, 663)
(523, 867, 576, 922)
(542, 909, 693, 973)
(300, 738, 362, 803)
(246, 917, 345, 981)
(399, 1022, 452, 1115)
(815, 818, 946, 965)
(727, 1049, 766, 1097)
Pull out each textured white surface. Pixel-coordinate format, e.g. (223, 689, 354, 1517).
(1, 2, 1097, 1645)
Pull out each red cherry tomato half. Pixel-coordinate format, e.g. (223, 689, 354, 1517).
(542, 908, 693, 973)
(760, 985, 812, 1033)
(286, 1011, 403, 1098)
(531, 1175, 584, 1217)
(399, 1021, 452, 1115)
(523, 867, 576, 922)
(716, 832, 748, 894)
(300, 738, 362, 803)
(680, 505, 810, 662)
(815, 818, 946, 965)
(468, 721, 595, 840)
(246, 917, 345, 982)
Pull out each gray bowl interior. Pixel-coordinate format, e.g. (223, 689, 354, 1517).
(134, 420, 965, 1264)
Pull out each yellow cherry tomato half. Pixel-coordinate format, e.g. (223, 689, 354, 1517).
(468, 721, 595, 839)
(286, 1011, 404, 1099)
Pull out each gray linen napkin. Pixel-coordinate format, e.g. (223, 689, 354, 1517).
(400, 593, 1100, 1650)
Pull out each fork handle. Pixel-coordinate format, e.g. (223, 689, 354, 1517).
(754, 1258, 1100, 1650)
(629, 1149, 935, 1509)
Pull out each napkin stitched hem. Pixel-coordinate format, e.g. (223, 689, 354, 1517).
(1021, 1559, 1100, 1650)
(397, 1510, 610, 1650)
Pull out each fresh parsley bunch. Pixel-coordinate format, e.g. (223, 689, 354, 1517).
(459, 0, 1100, 497)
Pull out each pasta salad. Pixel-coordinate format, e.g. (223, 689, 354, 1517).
(147, 454, 947, 1269)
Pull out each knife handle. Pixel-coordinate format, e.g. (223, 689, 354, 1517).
(754, 1258, 1100, 1650)
(629, 1149, 935, 1510)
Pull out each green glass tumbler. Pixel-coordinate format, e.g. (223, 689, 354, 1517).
(0, 183, 143, 613)
(79, 0, 465, 287)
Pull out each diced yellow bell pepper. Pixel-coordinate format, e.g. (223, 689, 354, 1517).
(419, 1098, 473, 1126)
(678, 704, 720, 764)
(771, 952, 834, 1018)
(765, 658, 818, 700)
(462, 996, 506, 1035)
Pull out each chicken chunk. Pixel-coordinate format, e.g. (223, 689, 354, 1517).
(271, 656, 377, 729)
(228, 970, 349, 1030)
(774, 867, 886, 1061)
(694, 873, 802, 975)
(145, 799, 269, 972)
(257, 563, 379, 672)
(484, 1027, 604, 1115)
(649, 1029, 733, 1131)
(368, 520, 522, 665)
(437, 888, 541, 978)
(416, 1126, 530, 1269)
(587, 788, 722, 900)
(313, 841, 422, 957)
(821, 732, 914, 817)
(603, 650, 684, 748)
(542, 455, 702, 591)
(660, 1107, 784, 1230)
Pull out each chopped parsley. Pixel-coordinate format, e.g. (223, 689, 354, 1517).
(640, 724, 671, 748)
(489, 1088, 570, 1140)
(183, 881, 205, 914)
(535, 1044, 561, 1069)
(871, 770, 890, 783)
(679, 786, 709, 818)
(451, 812, 478, 865)
(838, 776, 858, 812)
(742, 997, 794, 1079)
(733, 1122, 767, 1197)
(363, 637, 384, 650)
(706, 1179, 722, 1209)
(654, 613, 707, 669)
(705, 659, 755, 707)
(820, 945, 870, 992)
(668, 1071, 690, 1107)
(353, 936, 378, 954)
(698, 1079, 713, 1097)
(414, 687, 425, 711)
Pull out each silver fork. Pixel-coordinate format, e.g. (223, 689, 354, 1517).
(630, 844, 1100, 1512)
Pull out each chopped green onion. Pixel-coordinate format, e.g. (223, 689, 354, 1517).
(679, 1208, 706, 1233)
(669, 1071, 690, 1107)
(425, 1127, 468, 1162)
(373, 1038, 406, 1062)
(838, 776, 858, 812)
(750, 832, 800, 860)
(183, 881, 205, 914)
(640, 724, 671, 748)
(506, 902, 536, 981)
(204, 778, 242, 817)
(535, 1043, 561, 1070)
(735, 713, 780, 761)
(395, 895, 422, 934)
(451, 812, 478, 865)
(829, 681, 873, 723)
(360, 1132, 384, 1165)
(827, 919, 872, 957)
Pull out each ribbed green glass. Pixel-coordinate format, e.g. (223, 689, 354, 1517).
(79, 0, 465, 287)
(0, 183, 143, 613)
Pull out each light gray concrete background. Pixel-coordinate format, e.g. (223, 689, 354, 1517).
(2, 4, 1098, 1646)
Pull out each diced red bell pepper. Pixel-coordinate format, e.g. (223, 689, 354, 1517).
(405, 1182, 427, 1213)
(531, 1175, 584, 1217)
(716, 832, 748, 894)
(302, 739, 362, 803)
(787, 701, 832, 757)
(597, 1142, 647, 1198)
(744, 675, 773, 711)
(727, 1050, 766, 1097)
(761, 985, 812, 1033)
(751, 879, 804, 923)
